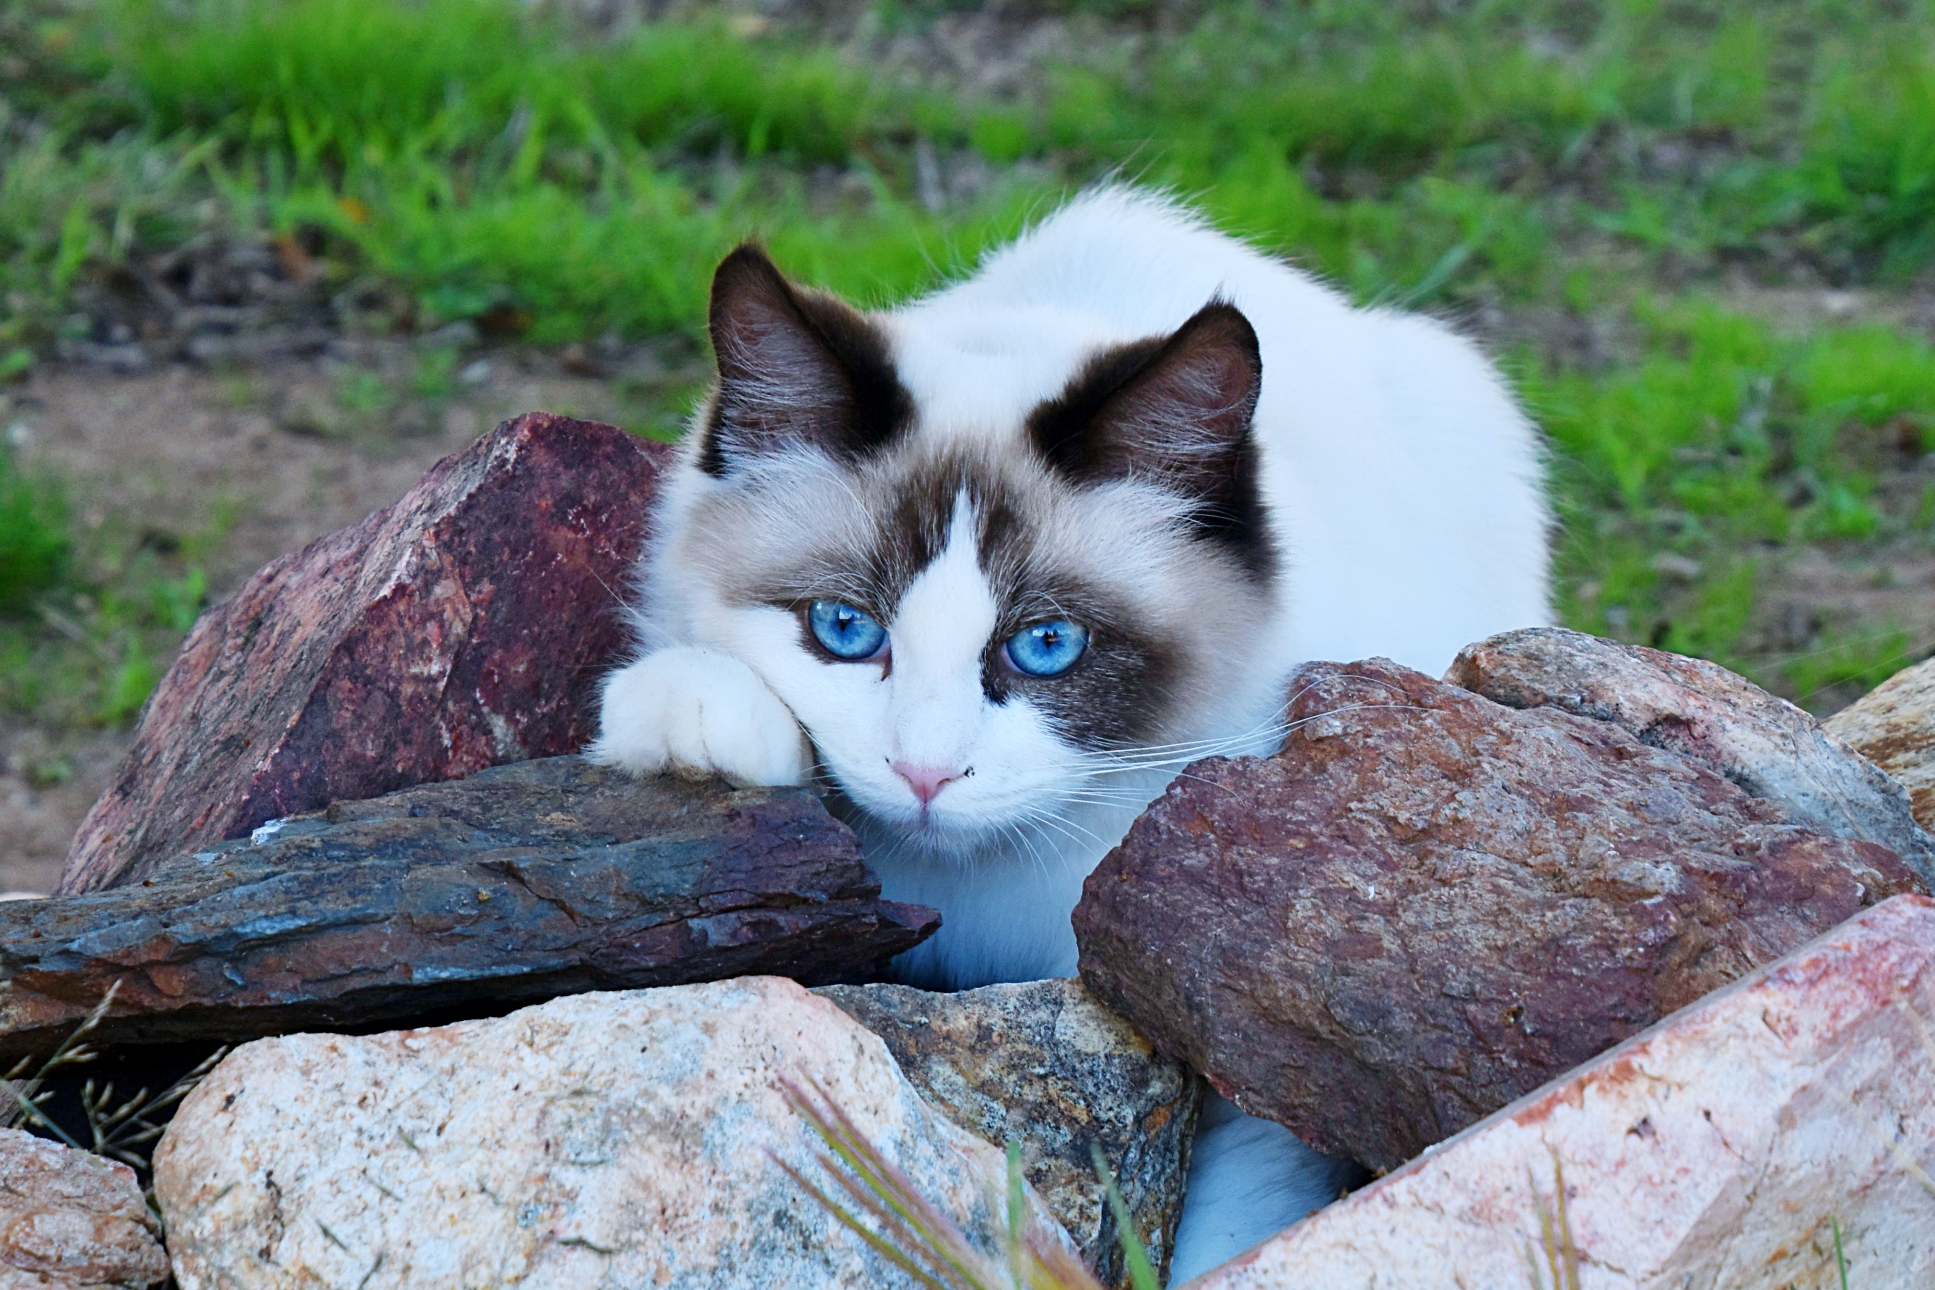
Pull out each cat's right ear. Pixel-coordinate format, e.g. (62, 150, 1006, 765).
(699, 244, 913, 477)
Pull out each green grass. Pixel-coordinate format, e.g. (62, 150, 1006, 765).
(0, 449, 70, 613)
(6, 0, 1935, 722)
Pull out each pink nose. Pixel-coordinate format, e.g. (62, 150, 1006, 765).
(893, 762, 963, 806)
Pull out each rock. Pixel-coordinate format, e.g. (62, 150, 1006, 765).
(62, 413, 668, 894)
(819, 978, 1202, 1288)
(1827, 654, 1935, 832)
(1184, 895, 1935, 1290)
(1, 758, 937, 1063)
(154, 977, 1071, 1290)
(1074, 658, 1922, 1174)
(0, 1127, 169, 1289)
(1449, 626, 1935, 883)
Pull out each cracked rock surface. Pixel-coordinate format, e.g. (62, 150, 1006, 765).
(0, 758, 937, 1063)
(820, 977, 1201, 1288)
(1075, 657, 1922, 1173)
(61, 412, 667, 894)
(0, 1128, 169, 1289)
(154, 977, 1069, 1290)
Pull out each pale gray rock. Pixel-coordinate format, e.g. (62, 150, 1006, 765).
(820, 978, 1202, 1288)
(1187, 895, 1935, 1290)
(154, 976, 1071, 1290)
(0, 1128, 168, 1289)
(1827, 654, 1935, 832)
(1449, 626, 1935, 882)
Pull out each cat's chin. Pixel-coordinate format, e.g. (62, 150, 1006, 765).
(826, 793, 1018, 865)
(868, 810, 1002, 862)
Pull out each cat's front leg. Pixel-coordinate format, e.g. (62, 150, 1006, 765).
(1165, 1094, 1359, 1285)
(587, 646, 811, 787)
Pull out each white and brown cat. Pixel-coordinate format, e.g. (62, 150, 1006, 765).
(590, 188, 1550, 1282)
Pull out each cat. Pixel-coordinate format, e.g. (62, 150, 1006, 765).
(589, 187, 1551, 1283)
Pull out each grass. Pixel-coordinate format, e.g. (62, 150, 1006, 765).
(4, 0, 1935, 723)
(780, 1076, 1156, 1290)
(0, 447, 69, 612)
(4, 982, 228, 1225)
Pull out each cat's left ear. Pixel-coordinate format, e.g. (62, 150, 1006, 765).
(1027, 299, 1270, 570)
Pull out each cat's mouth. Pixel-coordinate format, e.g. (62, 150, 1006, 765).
(818, 774, 1000, 857)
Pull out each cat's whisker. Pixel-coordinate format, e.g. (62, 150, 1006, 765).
(999, 818, 1057, 883)
(1021, 805, 1110, 850)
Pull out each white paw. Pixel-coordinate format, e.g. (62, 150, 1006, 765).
(587, 646, 810, 788)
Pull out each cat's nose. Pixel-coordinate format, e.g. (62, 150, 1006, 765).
(892, 761, 963, 806)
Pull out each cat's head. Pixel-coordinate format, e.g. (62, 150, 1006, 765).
(649, 244, 1283, 856)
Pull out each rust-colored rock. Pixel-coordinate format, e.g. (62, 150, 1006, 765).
(61, 413, 667, 894)
(1448, 627, 1935, 883)
(4, 758, 937, 1063)
(0, 1128, 169, 1289)
(1828, 654, 1935, 832)
(1074, 658, 1922, 1174)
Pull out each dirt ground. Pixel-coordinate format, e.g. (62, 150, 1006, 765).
(0, 343, 690, 894)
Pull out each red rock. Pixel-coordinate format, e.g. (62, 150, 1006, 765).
(1185, 896, 1935, 1290)
(60, 414, 667, 894)
(1073, 658, 1923, 1173)
(1449, 626, 1935, 883)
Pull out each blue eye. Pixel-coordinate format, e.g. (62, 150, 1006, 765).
(808, 600, 888, 661)
(1004, 619, 1089, 677)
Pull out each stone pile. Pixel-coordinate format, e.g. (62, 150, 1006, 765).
(6, 416, 1935, 1289)
(1075, 654, 1923, 1171)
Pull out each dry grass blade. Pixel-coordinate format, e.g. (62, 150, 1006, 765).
(776, 1075, 1108, 1290)
(777, 1076, 1006, 1289)
(2, 981, 228, 1235)
(3, 979, 120, 1140)
(1525, 1157, 1584, 1290)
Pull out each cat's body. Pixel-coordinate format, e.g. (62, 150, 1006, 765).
(592, 188, 1549, 1282)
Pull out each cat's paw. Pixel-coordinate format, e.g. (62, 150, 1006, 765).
(587, 646, 811, 787)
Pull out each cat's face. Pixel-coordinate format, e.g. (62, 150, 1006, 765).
(656, 246, 1282, 857)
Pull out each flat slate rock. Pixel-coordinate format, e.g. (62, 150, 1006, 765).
(1449, 626, 1935, 884)
(1074, 658, 1922, 1174)
(0, 758, 937, 1062)
(1828, 654, 1935, 833)
(819, 978, 1202, 1289)
(1189, 896, 1935, 1290)
(62, 412, 668, 894)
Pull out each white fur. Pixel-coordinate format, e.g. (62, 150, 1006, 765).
(586, 646, 810, 787)
(593, 188, 1551, 1283)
